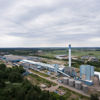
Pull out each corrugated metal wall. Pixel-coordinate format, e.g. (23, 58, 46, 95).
(80, 65, 94, 80)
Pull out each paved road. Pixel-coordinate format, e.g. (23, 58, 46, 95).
(28, 70, 90, 97)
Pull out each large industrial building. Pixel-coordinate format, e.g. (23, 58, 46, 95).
(80, 65, 94, 80)
(80, 65, 94, 85)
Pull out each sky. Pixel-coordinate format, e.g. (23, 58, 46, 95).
(0, 0, 100, 47)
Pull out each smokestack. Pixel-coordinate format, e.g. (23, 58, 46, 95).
(68, 44, 71, 67)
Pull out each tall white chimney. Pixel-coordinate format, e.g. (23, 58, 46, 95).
(68, 44, 71, 67)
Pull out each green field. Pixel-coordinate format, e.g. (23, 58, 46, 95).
(0, 48, 100, 59)
(42, 49, 100, 59)
(29, 69, 50, 77)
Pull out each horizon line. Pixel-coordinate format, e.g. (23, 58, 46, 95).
(0, 46, 100, 48)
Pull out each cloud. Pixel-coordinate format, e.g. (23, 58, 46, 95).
(89, 38, 100, 42)
(0, 0, 100, 47)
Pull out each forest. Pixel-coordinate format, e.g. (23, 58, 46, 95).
(0, 64, 65, 100)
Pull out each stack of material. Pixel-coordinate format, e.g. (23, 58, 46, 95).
(62, 77, 69, 85)
(82, 85, 88, 93)
(69, 79, 75, 87)
(75, 81, 82, 90)
(40, 84, 47, 88)
(63, 67, 76, 76)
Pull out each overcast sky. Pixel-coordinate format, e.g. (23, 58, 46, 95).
(0, 0, 100, 47)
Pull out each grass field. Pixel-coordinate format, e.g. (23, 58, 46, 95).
(29, 69, 50, 77)
(71, 50, 100, 58)
(43, 50, 100, 59)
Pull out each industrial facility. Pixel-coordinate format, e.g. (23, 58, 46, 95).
(1, 44, 100, 95)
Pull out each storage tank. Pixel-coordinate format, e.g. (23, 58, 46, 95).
(82, 85, 88, 93)
(75, 81, 82, 90)
(69, 79, 75, 87)
(62, 77, 69, 85)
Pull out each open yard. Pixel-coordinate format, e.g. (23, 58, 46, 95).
(26, 74, 57, 87)
(58, 86, 89, 100)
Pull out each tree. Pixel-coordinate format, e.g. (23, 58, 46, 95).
(0, 64, 6, 71)
(18, 65, 25, 73)
(11, 66, 25, 74)
(90, 94, 99, 100)
(8, 72, 23, 82)
(0, 80, 5, 88)
(25, 89, 39, 100)
(16, 88, 25, 100)
(22, 79, 33, 92)
(0, 71, 7, 80)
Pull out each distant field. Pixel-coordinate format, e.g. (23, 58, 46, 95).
(43, 49, 100, 59)
(0, 47, 100, 59)
(71, 50, 100, 58)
